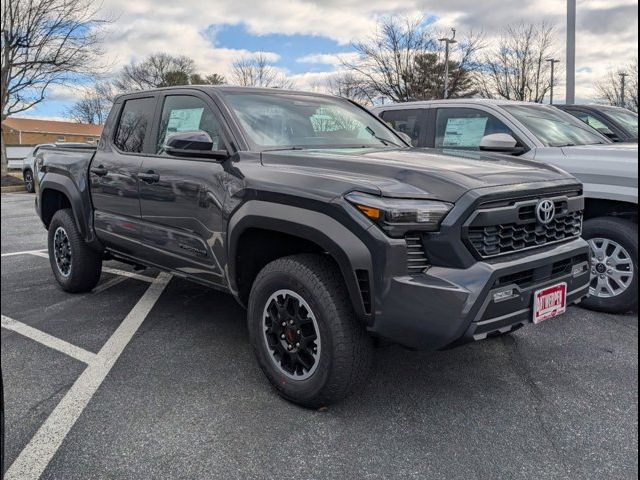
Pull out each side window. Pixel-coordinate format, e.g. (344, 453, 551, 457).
(435, 108, 517, 149)
(569, 111, 614, 136)
(114, 97, 155, 153)
(381, 109, 423, 146)
(157, 95, 224, 154)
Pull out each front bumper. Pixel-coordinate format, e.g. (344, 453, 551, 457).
(368, 238, 590, 350)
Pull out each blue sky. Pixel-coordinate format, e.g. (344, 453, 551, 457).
(21, 0, 638, 120)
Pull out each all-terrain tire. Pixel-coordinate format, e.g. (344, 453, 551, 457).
(48, 209, 102, 293)
(248, 254, 373, 408)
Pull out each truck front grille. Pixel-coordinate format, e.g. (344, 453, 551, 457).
(406, 235, 429, 274)
(464, 191, 584, 259)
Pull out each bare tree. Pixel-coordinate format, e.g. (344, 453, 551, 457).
(112, 53, 226, 93)
(594, 58, 638, 112)
(341, 15, 483, 103)
(477, 22, 559, 103)
(327, 72, 376, 106)
(231, 52, 294, 89)
(1, 0, 108, 176)
(63, 82, 114, 124)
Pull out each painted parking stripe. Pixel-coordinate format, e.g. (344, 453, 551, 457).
(3, 272, 172, 480)
(1, 249, 47, 257)
(1, 315, 97, 365)
(91, 275, 130, 294)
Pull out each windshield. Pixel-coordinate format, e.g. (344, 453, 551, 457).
(600, 107, 639, 138)
(504, 104, 608, 147)
(221, 92, 404, 150)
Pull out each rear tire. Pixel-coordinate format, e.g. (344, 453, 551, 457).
(23, 169, 35, 193)
(48, 209, 102, 293)
(248, 254, 373, 408)
(581, 217, 637, 314)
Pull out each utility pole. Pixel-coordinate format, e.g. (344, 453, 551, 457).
(619, 72, 629, 107)
(546, 59, 561, 104)
(566, 0, 576, 104)
(438, 28, 457, 99)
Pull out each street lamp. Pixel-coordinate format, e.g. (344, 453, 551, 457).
(619, 72, 629, 107)
(438, 28, 458, 99)
(566, 0, 576, 104)
(546, 59, 561, 105)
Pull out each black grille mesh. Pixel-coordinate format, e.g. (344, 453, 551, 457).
(468, 211, 583, 258)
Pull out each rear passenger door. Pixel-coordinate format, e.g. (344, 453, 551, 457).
(91, 94, 157, 255)
(136, 91, 232, 287)
(379, 109, 427, 147)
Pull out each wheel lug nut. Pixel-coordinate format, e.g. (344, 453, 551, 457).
(280, 334, 285, 339)
(296, 329, 301, 334)
(287, 344, 293, 350)
(295, 342, 300, 347)
(600, 274, 605, 279)
(289, 320, 294, 325)
(281, 322, 286, 327)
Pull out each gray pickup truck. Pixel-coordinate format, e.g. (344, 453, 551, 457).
(375, 99, 638, 313)
(34, 87, 590, 406)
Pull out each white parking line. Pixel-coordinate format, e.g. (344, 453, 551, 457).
(1, 315, 97, 365)
(1, 249, 47, 257)
(3, 272, 172, 480)
(91, 275, 130, 294)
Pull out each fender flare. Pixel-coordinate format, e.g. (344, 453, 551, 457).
(227, 201, 373, 320)
(40, 173, 98, 245)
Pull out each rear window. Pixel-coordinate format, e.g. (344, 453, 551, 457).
(114, 97, 156, 153)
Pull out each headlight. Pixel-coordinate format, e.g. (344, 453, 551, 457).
(346, 192, 453, 237)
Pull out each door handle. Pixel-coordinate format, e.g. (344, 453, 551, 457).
(91, 166, 108, 176)
(138, 171, 160, 183)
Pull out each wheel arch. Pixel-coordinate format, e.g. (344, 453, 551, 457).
(584, 198, 638, 224)
(228, 201, 373, 321)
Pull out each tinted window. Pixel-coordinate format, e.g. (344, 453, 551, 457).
(435, 108, 517, 149)
(114, 97, 155, 153)
(157, 95, 224, 153)
(565, 110, 614, 136)
(381, 109, 423, 146)
(600, 107, 639, 137)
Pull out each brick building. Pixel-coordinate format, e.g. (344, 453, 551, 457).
(1, 117, 103, 146)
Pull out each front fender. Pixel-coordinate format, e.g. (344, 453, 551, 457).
(227, 201, 373, 321)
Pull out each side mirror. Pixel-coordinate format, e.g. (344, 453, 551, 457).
(479, 133, 521, 153)
(164, 130, 229, 160)
(394, 131, 413, 146)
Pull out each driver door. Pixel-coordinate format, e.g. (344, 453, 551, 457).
(137, 91, 231, 287)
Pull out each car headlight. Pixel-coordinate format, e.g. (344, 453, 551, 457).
(345, 192, 453, 237)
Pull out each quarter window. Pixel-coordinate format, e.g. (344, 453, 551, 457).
(435, 108, 517, 149)
(157, 95, 224, 153)
(114, 97, 155, 153)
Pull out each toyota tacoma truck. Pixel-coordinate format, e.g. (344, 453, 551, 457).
(35, 87, 590, 407)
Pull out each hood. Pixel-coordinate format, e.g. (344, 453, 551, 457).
(260, 147, 577, 203)
(561, 143, 638, 159)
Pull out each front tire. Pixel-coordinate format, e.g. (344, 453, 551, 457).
(248, 254, 373, 408)
(23, 169, 35, 193)
(582, 217, 638, 314)
(48, 209, 102, 293)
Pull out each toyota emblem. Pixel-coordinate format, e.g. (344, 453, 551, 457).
(536, 199, 555, 224)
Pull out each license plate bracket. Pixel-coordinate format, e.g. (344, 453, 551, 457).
(533, 282, 567, 324)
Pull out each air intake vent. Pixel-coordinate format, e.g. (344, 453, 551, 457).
(405, 234, 429, 274)
(355, 270, 372, 314)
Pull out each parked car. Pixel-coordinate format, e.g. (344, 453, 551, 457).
(374, 100, 638, 314)
(22, 143, 91, 192)
(556, 104, 638, 143)
(35, 87, 590, 407)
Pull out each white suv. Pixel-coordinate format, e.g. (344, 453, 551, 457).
(374, 99, 638, 314)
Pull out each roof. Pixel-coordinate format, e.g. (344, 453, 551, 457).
(372, 98, 549, 111)
(1, 117, 103, 136)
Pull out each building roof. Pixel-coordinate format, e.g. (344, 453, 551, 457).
(1, 117, 103, 136)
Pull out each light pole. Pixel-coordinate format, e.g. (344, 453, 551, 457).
(619, 72, 629, 107)
(546, 59, 561, 105)
(566, 0, 576, 104)
(438, 28, 457, 99)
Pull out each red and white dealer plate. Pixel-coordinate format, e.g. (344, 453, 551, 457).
(533, 282, 567, 324)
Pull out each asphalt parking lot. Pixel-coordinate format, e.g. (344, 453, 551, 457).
(1, 191, 638, 480)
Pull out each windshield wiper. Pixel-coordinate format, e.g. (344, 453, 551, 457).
(263, 146, 306, 152)
(365, 126, 402, 147)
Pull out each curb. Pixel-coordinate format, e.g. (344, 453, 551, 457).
(1, 185, 26, 193)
